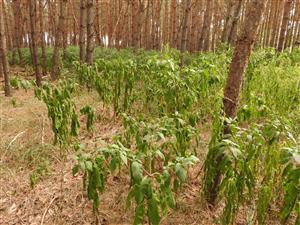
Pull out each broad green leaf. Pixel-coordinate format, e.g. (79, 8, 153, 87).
(148, 196, 161, 225)
(85, 161, 93, 172)
(175, 163, 187, 183)
(120, 151, 128, 166)
(133, 203, 145, 225)
(131, 161, 143, 184)
(72, 165, 79, 176)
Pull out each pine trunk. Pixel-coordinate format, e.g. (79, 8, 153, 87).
(0, 0, 10, 96)
(205, 0, 268, 205)
(79, 0, 86, 62)
(86, 0, 95, 64)
(39, 0, 47, 76)
(278, 0, 294, 51)
(51, 0, 67, 80)
(29, 0, 42, 87)
(180, 0, 192, 52)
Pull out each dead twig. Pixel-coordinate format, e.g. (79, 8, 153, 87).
(40, 196, 58, 225)
(0, 130, 26, 163)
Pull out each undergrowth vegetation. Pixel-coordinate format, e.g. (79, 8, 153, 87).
(12, 46, 300, 224)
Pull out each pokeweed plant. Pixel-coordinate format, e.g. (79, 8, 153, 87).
(280, 146, 300, 224)
(34, 78, 82, 212)
(80, 105, 96, 132)
(74, 50, 227, 119)
(74, 114, 200, 225)
(203, 114, 300, 225)
(127, 155, 198, 225)
(74, 58, 138, 115)
(10, 77, 34, 91)
(73, 141, 132, 211)
(121, 112, 199, 162)
(35, 79, 80, 146)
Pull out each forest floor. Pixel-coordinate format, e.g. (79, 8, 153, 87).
(0, 67, 285, 225)
(0, 68, 219, 225)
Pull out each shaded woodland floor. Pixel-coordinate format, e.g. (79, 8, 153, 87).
(0, 68, 289, 225)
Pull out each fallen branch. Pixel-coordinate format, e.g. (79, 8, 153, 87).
(40, 196, 58, 225)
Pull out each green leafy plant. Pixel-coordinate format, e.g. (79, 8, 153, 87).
(280, 146, 300, 224)
(30, 160, 51, 188)
(10, 97, 17, 107)
(35, 79, 80, 146)
(10, 77, 34, 90)
(74, 113, 199, 225)
(80, 105, 96, 132)
(204, 115, 300, 225)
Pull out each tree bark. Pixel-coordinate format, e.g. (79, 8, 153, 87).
(278, 0, 294, 52)
(228, 0, 243, 45)
(131, 0, 138, 47)
(12, 0, 23, 64)
(79, 0, 86, 62)
(86, 0, 95, 64)
(29, 0, 42, 87)
(39, 0, 47, 76)
(180, 0, 192, 52)
(94, 0, 101, 46)
(198, 0, 213, 51)
(51, 0, 67, 80)
(0, 0, 10, 96)
(171, 0, 177, 48)
(222, 0, 243, 44)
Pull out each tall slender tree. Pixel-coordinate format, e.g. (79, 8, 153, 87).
(222, 0, 243, 44)
(0, 0, 10, 96)
(180, 0, 192, 52)
(39, 0, 47, 76)
(12, 0, 23, 64)
(86, 0, 95, 64)
(278, 0, 294, 51)
(29, 0, 42, 86)
(204, 0, 268, 205)
(198, 0, 213, 51)
(51, 0, 67, 80)
(79, 0, 86, 62)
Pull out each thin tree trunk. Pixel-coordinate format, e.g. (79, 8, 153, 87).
(199, 0, 213, 51)
(180, 0, 192, 52)
(3, 4, 13, 54)
(278, 0, 294, 51)
(162, 0, 169, 45)
(222, 0, 243, 44)
(51, 0, 67, 80)
(285, 0, 297, 49)
(228, 0, 243, 45)
(12, 0, 23, 64)
(131, 0, 137, 47)
(5, 4, 17, 65)
(144, 1, 150, 49)
(79, 0, 86, 62)
(39, 0, 47, 76)
(273, 0, 285, 48)
(29, 0, 42, 87)
(94, 0, 101, 46)
(136, 2, 145, 48)
(171, 0, 177, 48)
(0, 0, 10, 96)
(86, 0, 95, 64)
